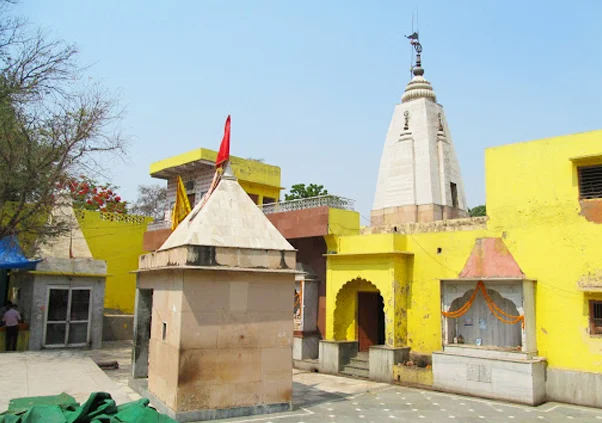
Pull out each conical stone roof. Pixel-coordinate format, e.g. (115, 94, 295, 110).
(159, 173, 294, 252)
(37, 196, 92, 259)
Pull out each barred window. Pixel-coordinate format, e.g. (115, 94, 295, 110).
(590, 301, 602, 335)
(578, 165, 602, 199)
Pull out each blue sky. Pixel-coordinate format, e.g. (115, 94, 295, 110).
(17, 0, 602, 221)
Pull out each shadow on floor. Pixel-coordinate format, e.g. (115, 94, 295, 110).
(292, 380, 349, 409)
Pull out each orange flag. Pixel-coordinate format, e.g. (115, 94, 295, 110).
(171, 175, 192, 230)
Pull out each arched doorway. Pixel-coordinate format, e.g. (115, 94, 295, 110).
(333, 278, 385, 352)
(357, 291, 385, 352)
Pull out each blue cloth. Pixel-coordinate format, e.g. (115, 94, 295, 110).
(0, 236, 40, 270)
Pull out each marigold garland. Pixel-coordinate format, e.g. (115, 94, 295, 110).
(442, 281, 524, 328)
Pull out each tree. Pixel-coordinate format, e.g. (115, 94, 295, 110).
(63, 175, 127, 214)
(469, 205, 486, 217)
(130, 184, 167, 220)
(284, 183, 328, 201)
(0, 2, 125, 246)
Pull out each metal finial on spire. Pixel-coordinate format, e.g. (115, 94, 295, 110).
(401, 31, 436, 103)
(405, 31, 424, 77)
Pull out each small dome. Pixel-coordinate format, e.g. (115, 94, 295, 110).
(401, 74, 437, 103)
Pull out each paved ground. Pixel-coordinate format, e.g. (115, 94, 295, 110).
(0, 349, 131, 412)
(223, 376, 602, 422)
(3, 342, 602, 422)
(90, 342, 602, 423)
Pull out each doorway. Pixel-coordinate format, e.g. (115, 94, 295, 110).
(357, 292, 385, 352)
(44, 287, 92, 347)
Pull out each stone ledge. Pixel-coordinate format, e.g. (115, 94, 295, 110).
(364, 216, 487, 235)
(319, 340, 358, 374)
(393, 364, 434, 387)
(369, 346, 410, 382)
(432, 351, 546, 406)
(130, 378, 292, 422)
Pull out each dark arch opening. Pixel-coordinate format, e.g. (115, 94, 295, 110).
(358, 291, 385, 352)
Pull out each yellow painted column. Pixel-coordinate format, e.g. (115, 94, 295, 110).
(382, 258, 409, 347)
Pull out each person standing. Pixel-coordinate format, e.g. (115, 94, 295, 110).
(2, 302, 21, 351)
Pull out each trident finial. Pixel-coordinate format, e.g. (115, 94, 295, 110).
(405, 32, 424, 77)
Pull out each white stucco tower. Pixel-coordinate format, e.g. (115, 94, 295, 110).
(371, 39, 468, 227)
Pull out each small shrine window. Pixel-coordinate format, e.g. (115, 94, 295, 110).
(589, 301, 602, 335)
(578, 165, 602, 199)
(450, 182, 458, 208)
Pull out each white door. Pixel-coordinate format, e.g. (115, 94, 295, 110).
(44, 287, 92, 347)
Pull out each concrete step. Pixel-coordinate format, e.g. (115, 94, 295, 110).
(341, 365, 370, 379)
(294, 359, 320, 372)
(349, 356, 369, 368)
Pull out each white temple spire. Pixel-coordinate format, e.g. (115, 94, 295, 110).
(371, 35, 468, 227)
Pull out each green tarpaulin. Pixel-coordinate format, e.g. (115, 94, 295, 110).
(0, 392, 177, 423)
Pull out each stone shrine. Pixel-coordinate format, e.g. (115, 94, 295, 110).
(131, 164, 297, 422)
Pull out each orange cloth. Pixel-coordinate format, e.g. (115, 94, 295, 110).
(442, 281, 524, 328)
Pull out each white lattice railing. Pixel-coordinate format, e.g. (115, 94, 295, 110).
(146, 221, 171, 231)
(259, 195, 355, 215)
(146, 194, 356, 231)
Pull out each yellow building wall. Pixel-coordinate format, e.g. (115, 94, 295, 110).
(484, 129, 602, 372)
(403, 229, 493, 353)
(75, 210, 153, 314)
(327, 129, 602, 374)
(238, 180, 280, 205)
(327, 209, 361, 237)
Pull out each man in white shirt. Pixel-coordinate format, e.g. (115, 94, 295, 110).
(2, 302, 21, 351)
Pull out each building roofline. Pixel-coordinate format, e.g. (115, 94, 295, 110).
(150, 147, 280, 176)
(149, 147, 282, 188)
(485, 128, 602, 152)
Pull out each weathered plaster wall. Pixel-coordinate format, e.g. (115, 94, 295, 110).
(485, 129, 602, 372)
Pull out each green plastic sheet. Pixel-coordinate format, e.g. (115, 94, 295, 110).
(0, 392, 177, 423)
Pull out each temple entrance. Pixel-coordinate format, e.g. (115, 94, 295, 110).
(357, 292, 385, 352)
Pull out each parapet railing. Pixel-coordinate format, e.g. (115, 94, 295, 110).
(259, 194, 355, 215)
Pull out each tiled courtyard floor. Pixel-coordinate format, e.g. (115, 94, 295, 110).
(224, 378, 602, 422)
(2, 342, 601, 422)
(91, 342, 602, 423)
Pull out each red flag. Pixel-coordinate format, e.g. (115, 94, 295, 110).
(215, 115, 231, 168)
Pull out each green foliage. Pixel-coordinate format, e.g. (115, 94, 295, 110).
(284, 183, 329, 201)
(468, 205, 486, 217)
(0, 3, 125, 244)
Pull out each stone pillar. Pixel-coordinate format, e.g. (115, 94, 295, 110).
(319, 340, 358, 374)
(369, 345, 410, 382)
(131, 287, 152, 379)
(293, 265, 320, 361)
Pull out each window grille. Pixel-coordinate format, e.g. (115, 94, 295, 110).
(590, 301, 602, 335)
(578, 165, 602, 199)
